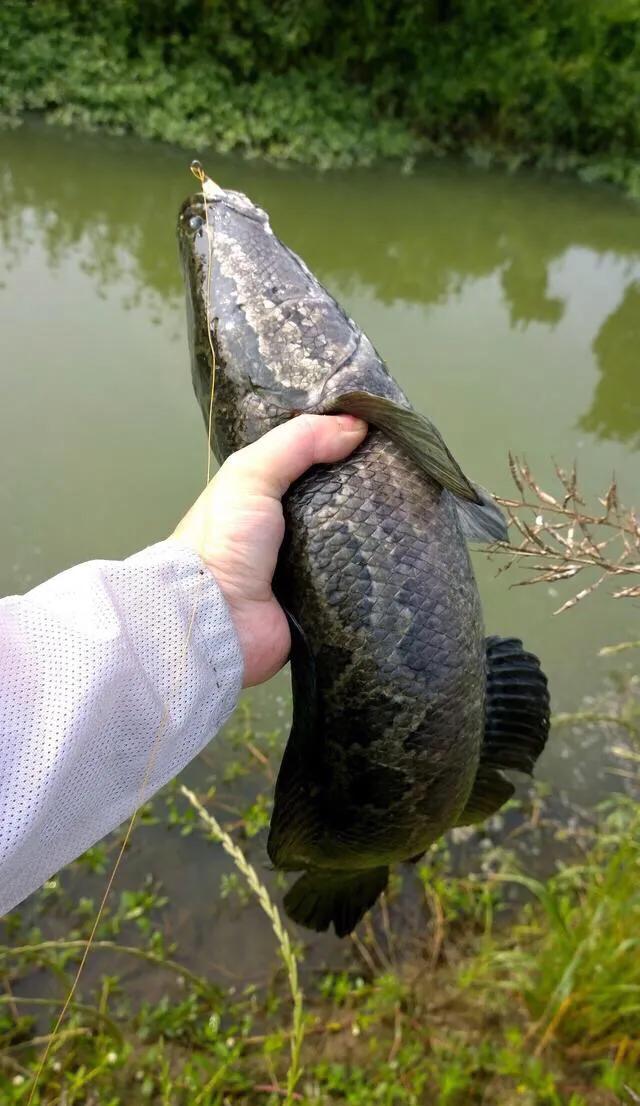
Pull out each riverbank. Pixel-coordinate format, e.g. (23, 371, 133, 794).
(1, 1, 638, 194)
(1, 677, 638, 1105)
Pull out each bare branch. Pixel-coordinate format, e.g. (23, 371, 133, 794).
(490, 457, 640, 614)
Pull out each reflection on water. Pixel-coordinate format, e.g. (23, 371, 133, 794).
(1, 128, 639, 358)
(1, 121, 640, 710)
(2, 121, 640, 695)
(2, 126, 640, 456)
(501, 255, 564, 329)
(580, 282, 640, 447)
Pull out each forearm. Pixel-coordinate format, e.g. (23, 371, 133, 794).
(0, 542, 243, 915)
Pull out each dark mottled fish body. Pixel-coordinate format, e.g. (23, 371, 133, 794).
(178, 182, 550, 936)
(275, 433, 485, 870)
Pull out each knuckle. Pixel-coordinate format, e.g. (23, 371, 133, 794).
(290, 413, 327, 465)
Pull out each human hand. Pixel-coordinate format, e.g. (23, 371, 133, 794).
(171, 414, 367, 687)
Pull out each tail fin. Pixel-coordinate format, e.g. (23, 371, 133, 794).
(456, 636, 550, 825)
(284, 867, 389, 938)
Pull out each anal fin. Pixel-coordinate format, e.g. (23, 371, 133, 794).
(284, 867, 389, 938)
(455, 767, 515, 825)
(456, 636, 550, 825)
(267, 610, 324, 869)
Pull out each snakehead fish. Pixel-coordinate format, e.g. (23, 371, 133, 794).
(177, 177, 550, 938)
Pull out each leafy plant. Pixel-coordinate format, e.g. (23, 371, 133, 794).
(1, 0, 639, 191)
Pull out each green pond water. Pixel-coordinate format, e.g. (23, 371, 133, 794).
(1, 122, 639, 977)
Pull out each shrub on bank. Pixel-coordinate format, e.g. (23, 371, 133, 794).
(1, 0, 639, 191)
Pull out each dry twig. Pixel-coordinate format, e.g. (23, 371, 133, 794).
(491, 455, 640, 613)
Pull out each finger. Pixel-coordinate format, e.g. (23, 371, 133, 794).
(221, 414, 368, 498)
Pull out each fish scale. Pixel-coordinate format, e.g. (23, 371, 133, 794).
(178, 180, 550, 935)
(277, 430, 485, 860)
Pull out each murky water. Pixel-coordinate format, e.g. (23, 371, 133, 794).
(1, 122, 639, 975)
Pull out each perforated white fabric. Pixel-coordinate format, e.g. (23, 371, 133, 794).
(0, 541, 243, 915)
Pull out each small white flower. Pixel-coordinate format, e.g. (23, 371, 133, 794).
(13, 1075, 25, 1086)
(106, 1050, 118, 1065)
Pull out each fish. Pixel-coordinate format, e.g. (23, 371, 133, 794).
(177, 177, 550, 938)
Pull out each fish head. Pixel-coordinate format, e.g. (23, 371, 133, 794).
(178, 180, 278, 460)
(178, 177, 377, 458)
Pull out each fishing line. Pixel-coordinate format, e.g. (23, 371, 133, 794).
(191, 159, 219, 483)
(26, 161, 219, 1104)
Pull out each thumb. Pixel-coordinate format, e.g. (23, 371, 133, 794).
(224, 413, 368, 499)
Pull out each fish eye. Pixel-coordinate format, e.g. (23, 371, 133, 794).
(189, 214, 204, 231)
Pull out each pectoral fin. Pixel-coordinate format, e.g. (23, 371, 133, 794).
(326, 391, 479, 503)
(456, 636, 550, 825)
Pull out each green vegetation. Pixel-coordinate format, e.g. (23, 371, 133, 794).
(1, 1, 639, 192)
(1, 675, 638, 1105)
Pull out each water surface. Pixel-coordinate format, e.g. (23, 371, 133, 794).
(1, 122, 639, 973)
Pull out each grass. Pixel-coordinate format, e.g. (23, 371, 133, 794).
(180, 785, 304, 1106)
(0, 679, 638, 1104)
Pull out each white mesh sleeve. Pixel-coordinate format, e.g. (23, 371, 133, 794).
(0, 541, 244, 915)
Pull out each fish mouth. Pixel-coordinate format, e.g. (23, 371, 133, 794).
(178, 171, 227, 237)
(179, 181, 271, 236)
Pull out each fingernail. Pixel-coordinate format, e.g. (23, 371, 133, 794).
(337, 415, 367, 433)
